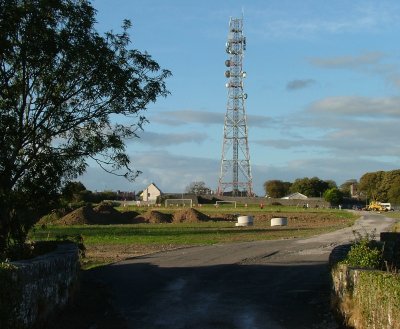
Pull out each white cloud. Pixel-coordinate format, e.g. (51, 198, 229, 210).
(308, 52, 384, 69)
(79, 150, 220, 193)
(308, 51, 400, 90)
(247, 1, 400, 39)
(129, 150, 219, 193)
(307, 96, 400, 118)
(255, 94, 400, 161)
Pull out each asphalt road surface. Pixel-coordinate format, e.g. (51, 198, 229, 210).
(88, 212, 395, 329)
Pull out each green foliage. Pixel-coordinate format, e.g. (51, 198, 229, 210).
(289, 177, 336, 197)
(0, 0, 170, 256)
(359, 169, 400, 203)
(359, 171, 382, 200)
(59, 185, 128, 208)
(357, 271, 400, 328)
(324, 179, 338, 190)
(61, 181, 87, 203)
(341, 232, 383, 269)
(388, 176, 400, 205)
(323, 188, 344, 206)
(263, 180, 291, 198)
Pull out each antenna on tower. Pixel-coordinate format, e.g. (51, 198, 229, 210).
(217, 16, 254, 197)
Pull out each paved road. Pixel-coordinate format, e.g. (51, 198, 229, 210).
(88, 212, 395, 329)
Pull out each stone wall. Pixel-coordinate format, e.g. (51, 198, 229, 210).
(331, 264, 400, 328)
(198, 195, 330, 207)
(330, 237, 400, 329)
(3, 243, 80, 328)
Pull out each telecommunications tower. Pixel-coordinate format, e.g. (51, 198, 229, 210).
(217, 16, 254, 197)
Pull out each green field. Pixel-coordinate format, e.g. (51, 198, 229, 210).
(30, 206, 357, 268)
(31, 207, 356, 246)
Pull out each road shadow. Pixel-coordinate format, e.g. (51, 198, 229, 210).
(81, 259, 344, 329)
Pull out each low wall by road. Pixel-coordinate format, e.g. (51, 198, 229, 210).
(0, 243, 80, 328)
(331, 264, 400, 329)
(330, 234, 400, 329)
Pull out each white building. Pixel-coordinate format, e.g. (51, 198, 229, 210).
(281, 192, 308, 200)
(140, 183, 162, 202)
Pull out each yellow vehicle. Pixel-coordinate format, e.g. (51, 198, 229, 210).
(366, 201, 388, 212)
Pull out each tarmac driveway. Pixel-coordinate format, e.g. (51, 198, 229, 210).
(87, 212, 395, 329)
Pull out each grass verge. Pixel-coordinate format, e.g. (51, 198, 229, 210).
(376, 211, 400, 231)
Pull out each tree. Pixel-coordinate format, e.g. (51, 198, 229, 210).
(378, 170, 400, 202)
(263, 180, 291, 198)
(324, 188, 344, 206)
(388, 176, 400, 204)
(358, 170, 400, 202)
(325, 180, 338, 190)
(358, 171, 384, 201)
(290, 177, 334, 197)
(185, 181, 211, 195)
(61, 181, 87, 202)
(0, 0, 170, 256)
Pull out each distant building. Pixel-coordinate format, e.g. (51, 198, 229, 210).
(350, 183, 359, 198)
(140, 183, 162, 202)
(281, 192, 308, 200)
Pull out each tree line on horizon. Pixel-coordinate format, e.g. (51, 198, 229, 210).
(263, 169, 400, 205)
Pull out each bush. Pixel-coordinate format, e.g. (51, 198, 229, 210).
(341, 235, 383, 269)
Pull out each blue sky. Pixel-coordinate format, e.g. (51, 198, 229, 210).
(80, 0, 400, 195)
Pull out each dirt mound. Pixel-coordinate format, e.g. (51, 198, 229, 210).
(173, 208, 209, 223)
(93, 203, 117, 212)
(57, 206, 93, 225)
(140, 210, 172, 224)
(57, 204, 139, 225)
(92, 203, 124, 222)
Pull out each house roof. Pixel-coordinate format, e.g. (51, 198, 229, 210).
(140, 183, 162, 196)
(149, 182, 162, 193)
(281, 192, 308, 200)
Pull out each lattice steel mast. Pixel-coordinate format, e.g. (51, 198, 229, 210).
(217, 16, 254, 197)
